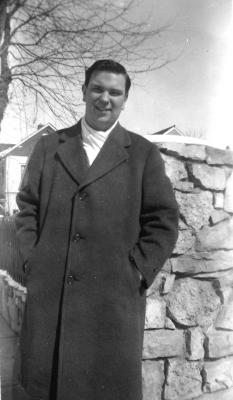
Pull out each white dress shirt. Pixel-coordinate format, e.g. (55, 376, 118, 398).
(81, 117, 118, 166)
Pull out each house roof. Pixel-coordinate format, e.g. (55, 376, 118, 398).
(153, 125, 176, 135)
(152, 125, 184, 136)
(0, 123, 56, 159)
(0, 143, 15, 153)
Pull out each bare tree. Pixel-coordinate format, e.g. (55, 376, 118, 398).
(0, 0, 175, 130)
(184, 128, 206, 139)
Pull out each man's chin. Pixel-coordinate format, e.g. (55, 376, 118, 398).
(86, 114, 117, 130)
(93, 117, 115, 131)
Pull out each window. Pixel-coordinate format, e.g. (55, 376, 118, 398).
(21, 164, 26, 179)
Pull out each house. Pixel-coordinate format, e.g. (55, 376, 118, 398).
(0, 143, 15, 153)
(0, 124, 55, 215)
(153, 125, 184, 136)
(0, 144, 15, 214)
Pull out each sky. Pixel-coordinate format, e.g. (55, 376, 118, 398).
(0, 0, 232, 148)
(120, 0, 232, 147)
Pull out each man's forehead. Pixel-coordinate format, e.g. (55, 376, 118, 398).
(89, 70, 126, 87)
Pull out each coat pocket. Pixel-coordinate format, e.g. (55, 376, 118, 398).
(23, 242, 39, 275)
(128, 252, 143, 285)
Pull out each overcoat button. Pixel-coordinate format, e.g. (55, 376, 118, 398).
(73, 233, 81, 242)
(79, 192, 88, 200)
(67, 274, 74, 285)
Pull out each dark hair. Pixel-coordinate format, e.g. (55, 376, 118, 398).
(84, 59, 131, 95)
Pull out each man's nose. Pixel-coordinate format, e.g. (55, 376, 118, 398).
(99, 91, 109, 103)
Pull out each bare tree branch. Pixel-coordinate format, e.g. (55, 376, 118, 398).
(0, 0, 179, 131)
(184, 128, 207, 139)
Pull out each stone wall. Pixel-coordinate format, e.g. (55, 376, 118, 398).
(0, 270, 26, 334)
(0, 141, 233, 399)
(142, 142, 233, 400)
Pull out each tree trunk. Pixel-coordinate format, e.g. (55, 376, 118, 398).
(0, 0, 12, 131)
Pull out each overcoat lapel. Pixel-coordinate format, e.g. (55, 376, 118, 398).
(80, 123, 131, 190)
(56, 121, 131, 189)
(56, 122, 89, 185)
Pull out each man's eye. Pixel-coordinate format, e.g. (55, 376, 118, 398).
(92, 87, 103, 93)
(110, 91, 121, 96)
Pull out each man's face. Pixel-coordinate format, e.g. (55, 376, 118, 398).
(82, 70, 128, 131)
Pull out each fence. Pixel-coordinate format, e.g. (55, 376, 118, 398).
(0, 216, 25, 285)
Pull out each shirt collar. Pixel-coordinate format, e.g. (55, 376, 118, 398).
(81, 117, 119, 144)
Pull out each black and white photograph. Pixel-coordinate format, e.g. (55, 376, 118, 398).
(0, 1, 232, 400)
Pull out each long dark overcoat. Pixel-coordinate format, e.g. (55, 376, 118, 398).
(15, 121, 178, 400)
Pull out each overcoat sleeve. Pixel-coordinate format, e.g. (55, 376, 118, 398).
(129, 144, 179, 288)
(15, 137, 45, 266)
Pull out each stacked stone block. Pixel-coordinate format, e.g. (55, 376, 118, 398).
(0, 270, 26, 334)
(142, 143, 233, 400)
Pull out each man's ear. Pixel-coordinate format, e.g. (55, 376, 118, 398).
(121, 94, 128, 110)
(82, 84, 86, 102)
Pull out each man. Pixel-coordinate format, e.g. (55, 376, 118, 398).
(15, 60, 178, 400)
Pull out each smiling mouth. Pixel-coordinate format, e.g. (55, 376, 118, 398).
(95, 105, 111, 112)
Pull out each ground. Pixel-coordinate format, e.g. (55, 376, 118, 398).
(0, 315, 26, 400)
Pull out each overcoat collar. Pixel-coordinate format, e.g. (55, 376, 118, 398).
(56, 120, 131, 189)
